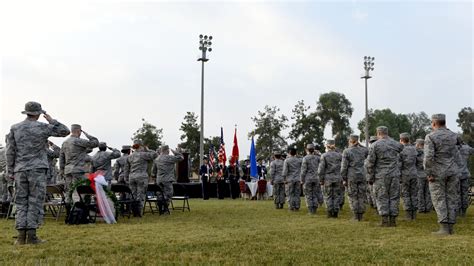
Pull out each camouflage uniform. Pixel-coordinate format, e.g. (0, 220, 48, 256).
(60, 131, 99, 204)
(365, 137, 378, 210)
(283, 156, 302, 210)
(91, 146, 121, 183)
(318, 149, 343, 217)
(152, 148, 183, 203)
(457, 144, 473, 216)
(300, 152, 321, 214)
(1, 146, 13, 203)
(113, 148, 131, 184)
(124, 147, 157, 210)
(270, 157, 285, 208)
(399, 141, 419, 218)
(341, 143, 368, 219)
(366, 131, 404, 226)
(416, 141, 432, 213)
(6, 114, 70, 232)
(46, 143, 60, 185)
(424, 125, 461, 227)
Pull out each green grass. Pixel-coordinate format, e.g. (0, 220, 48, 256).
(1, 199, 473, 265)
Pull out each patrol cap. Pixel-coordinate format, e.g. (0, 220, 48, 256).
(273, 150, 282, 156)
(21, 101, 46, 116)
(306, 143, 315, 150)
(431, 113, 446, 121)
(415, 139, 424, 145)
(133, 139, 143, 146)
(71, 124, 82, 131)
(161, 145, 170, 152)
(257, 157, 264, 161)
(399, 133, 410, 139)
(376, 126, 388, 134)
(349, 135, 359, 141)
(369, 136, 377, 143)
(121, 145, 131, 152)
(326, 139, 335, 146)
(98, 142, 107, 149)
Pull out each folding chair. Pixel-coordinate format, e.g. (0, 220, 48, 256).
(239, 180, 251, 200)
(44, 185, 66, 221)
(143, 184, 160, 215)
(171, 184, 190, 212)
(111, 184, 137, 219)
(75, 185, 99, 223)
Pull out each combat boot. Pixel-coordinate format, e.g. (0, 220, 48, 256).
(404, 211, 412, 221)
(432, 223, 450, 236)
(411, 211, 417, 220)
(351, 213, 358, 221)
(275, 204, 280, 209)
(357, 213, 363, 221)
(448, 224, 454, 235)
(26, 229, 46, 244)
(333, 211, 339, 218)
(14, 229, 26, 245)
(380, 216, 389, 227)
(389, 216, 397, 227)
(459, 209, 466, 218)
(327, 211, 332, 218)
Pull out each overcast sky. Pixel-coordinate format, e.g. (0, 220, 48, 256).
(0, 1, 472, 157)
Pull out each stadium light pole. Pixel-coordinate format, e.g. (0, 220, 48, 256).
(361, 56, 375, 147)
(198, 34, 213, 167)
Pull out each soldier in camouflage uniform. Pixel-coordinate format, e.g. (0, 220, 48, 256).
(300, 144, 321, 215)
(152, 145, 183, 205)
(6, 102, 69, 245)
(60, 124, 99, 205)
(283, 147, 302, 211)
(399, 133, 419, 221)
(318, 139, 343, 218)
(113, 145, 132, 184)
(91, 142, 121, 185)
(424, 114, 461, 235)
(366, 136, 378, 210)
(46, 141, 60, 185)
(341, 135, 368, 221)
(457, 138, 473, 217)
(270, 151, 285, 209)
(1, 144, 11, 203)
(416, 139, 432, 213)
(124, 140, 157, 212)
(366, 126, 404, 227)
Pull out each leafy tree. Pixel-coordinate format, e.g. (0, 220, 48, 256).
(407, 112, 431, 142)
(357, 109, 412, 140)
(316, 92, 353, 149)
(131, 118, 163, 151)
(288, 100, 324, 154)
(179, 112, 201, 172)
(249, 105, 288, 160)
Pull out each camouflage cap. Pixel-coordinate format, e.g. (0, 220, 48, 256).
(415, 139, 424, 145)
(273, 150, 282, 156)
(306, 143, 315, 150)
(369, 136, 377, 143)
(133, 139, 143, 146)
(98, 142, 107, 149)
(326, 139, 335, 146)
(399, 133, 410, 139)
(431, 113, 446, 121)
(376, 126, 388, 134)
(21, 101, 46, 116)
(71, 124, 82, 131)
(161, 145, 170, 152)
(349, 134, 359, 141)
(121, 145, 131, 152)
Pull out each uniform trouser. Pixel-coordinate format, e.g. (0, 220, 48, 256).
(374, 176, 400, 217)
(418, 176, 432, 212)
(230, 180, 240, 199)
(1, 174, 14, 202)
(366, 183, 375, 208)
(429, 175, 459, 224)
(158, 181, 173, 204)
(273, 182, 285, 205)
(65, 173, 87, 204)
(303, 181, 320, 208)
(339, 183, 346, 208)
(14, 169, 47, 230)
(130, 176, 148, 210)
(202, 177, 210, 200)
(217, 179, 226, 199)
(458, 177, 470, 211)
(347, 180, 367, 214)
(323, 181, 342, 213)
(401, 177, 418, 212)
(286, 181, 301, 209)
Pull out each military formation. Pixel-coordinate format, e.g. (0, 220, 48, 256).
(1, 101, 472, 246)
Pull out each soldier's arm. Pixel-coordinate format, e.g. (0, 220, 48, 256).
(109, 148, 121, 160)
(46, 118, 71, 137)
(75, 136, 99, 149)
(365, 146, 376, 183)
(151, 160, 157, 180)
(113, 160, 120, 180)
(59, 146, 65, 172)
(5, 130, 16, 177)
(300, 158, 307, 183)
(172, 150, 184, 162)
(317, 155, 326, 183)
(282, 160, 288, 182)
(270, 162, 275, 179)
(123, 158, 131, 182)
(423, 136, 435, 177)
(340, 150, 349, 182)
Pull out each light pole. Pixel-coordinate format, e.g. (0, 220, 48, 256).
(198, 34, 213, 167)
(361, 56, 375, 147)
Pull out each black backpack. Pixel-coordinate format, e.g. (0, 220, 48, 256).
(65, 202, 90, 225)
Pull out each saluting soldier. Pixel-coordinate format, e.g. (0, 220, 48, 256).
(113, 145, 132, 184)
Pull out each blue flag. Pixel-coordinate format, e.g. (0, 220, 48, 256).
(250, 136, 258, 180)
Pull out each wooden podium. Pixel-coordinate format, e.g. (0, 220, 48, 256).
(176, 152, 190, 183)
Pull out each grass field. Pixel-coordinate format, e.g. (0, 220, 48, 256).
(1, 198, 473, 265)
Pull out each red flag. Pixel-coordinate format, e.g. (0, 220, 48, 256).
(230, 128, 239, 166)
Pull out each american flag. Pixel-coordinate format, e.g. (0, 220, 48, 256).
(209, 145, 217, 171)
(218, 127, 227, 177)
